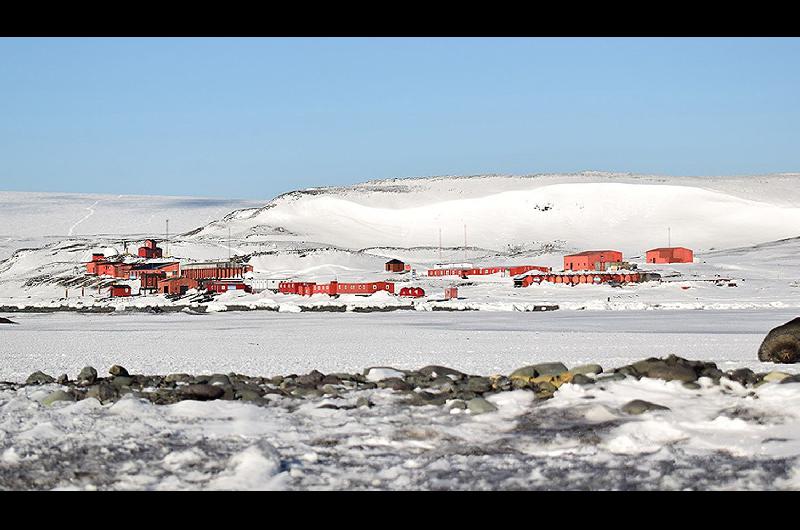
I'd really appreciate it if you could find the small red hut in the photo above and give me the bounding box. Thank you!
[399,287,425,298]
[645,247,693,264]
[444,287,458,300]
[109,285,131,297]
[157,277,199,295]
[563,250,623,272]
[385,259,405,272]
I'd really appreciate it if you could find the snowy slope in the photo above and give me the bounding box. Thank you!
[0,191,264,260]
[191,172,800,254]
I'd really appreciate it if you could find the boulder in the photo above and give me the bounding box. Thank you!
[77,366,98,385]
[41,390,76,406]
[622,399,670,415]
[570,364,603,376]
[758,317,800,363]
[26,371,55,385]
[86,383,118,403]
[467,397,498,415]
[177,384,225,401]
[510,362,569,381]
[109,365,130,377]
[418,365,465,379]
[762,371,791,383]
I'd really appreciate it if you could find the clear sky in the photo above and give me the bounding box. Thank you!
[1,37,798,199]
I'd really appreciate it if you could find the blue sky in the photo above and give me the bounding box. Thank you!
[0,37,798,199]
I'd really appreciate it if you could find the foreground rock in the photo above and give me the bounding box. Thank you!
[622,400,670,415]
[758,317,800,363]
[14,355,798,410]
[0,317,18,324]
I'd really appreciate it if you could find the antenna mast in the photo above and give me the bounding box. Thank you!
[438,228,442,263]
[228,227,232,261]
[668,227,671,248]
[463,224,467,263]
[166,219,169,258]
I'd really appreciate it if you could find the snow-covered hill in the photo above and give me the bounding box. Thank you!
[191,172,800,254]
[0,191,264,260]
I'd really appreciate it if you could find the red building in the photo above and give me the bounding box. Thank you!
[645,247,693,264]
[444,287,458,300]
[129,262,180,279]
[182,262,254,281]
[157,277,199,295]
[278,280,395,296]
[206,280,252,294]
[109,285,131,297]
[427,265,550,277]
[563,250,623,272]
[138,239,163,259]
[398,287,425,298]
[385,259,405,272]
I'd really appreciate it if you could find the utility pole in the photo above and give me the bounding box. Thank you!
[463,224,467,264]
[668,227,671,248]
[228,227,231,261]
[166,219,170,258]
[438,228,442,263]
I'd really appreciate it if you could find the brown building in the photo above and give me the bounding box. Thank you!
[385,259,405,272]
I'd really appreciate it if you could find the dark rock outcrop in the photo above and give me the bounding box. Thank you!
[758,318,800,363]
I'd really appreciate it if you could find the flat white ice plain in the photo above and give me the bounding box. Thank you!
[3,309,800,490]
[1,309,797,380]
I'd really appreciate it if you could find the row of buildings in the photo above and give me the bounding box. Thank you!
[86,240,254,297]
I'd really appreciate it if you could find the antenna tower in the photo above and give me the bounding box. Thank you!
[166,219,170,257]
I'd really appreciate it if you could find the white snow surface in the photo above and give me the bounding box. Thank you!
[192,172,800,254]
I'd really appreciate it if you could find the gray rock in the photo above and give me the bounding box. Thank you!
[377,378,411,391]
[448,399,467,410]
[726,368,758,386]
[622,399,670,415]
[207,374,231,386]
[596,372,627,383]
[292,387,324,399]
[571,373,595,385]
[758,317,800,363]
[682,381,702,390]
[418,365,465,379]
[86,383,118,403]
[177,384,225,401]
[467,397,498,414]
[41,390,76,406]
[464,376,493,394]
[56,374,69,385]
[780,374,800,384]
[77,366,98,385]
[570,364,603,376]
[26,371,55,385]
[111,376,134,388]
[109,365,129,377]
[165,373,193,383]
[510,362,569,379]
[355,397,373,408]
[631,359,698,382]
[237,389,264,401]
[296,370,324,386]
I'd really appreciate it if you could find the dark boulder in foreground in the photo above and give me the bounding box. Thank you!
[0,317,17,324]
[758,317,800,363]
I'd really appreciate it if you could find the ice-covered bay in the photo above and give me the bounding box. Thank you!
[4,309,800,491]
[1,309,797,382]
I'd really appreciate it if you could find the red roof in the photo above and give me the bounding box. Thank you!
[565,250,621,256]
[647,247,691,252]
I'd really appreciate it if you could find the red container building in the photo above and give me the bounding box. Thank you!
[157,277,199,295]
[206,280,252,294]
[109,285,131,297]
[398,287,425,298]
[444,287,458,300]
[181,262,254,281]
[138,239,163,259]
[645,247,693,264]
[563,250,623,272]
